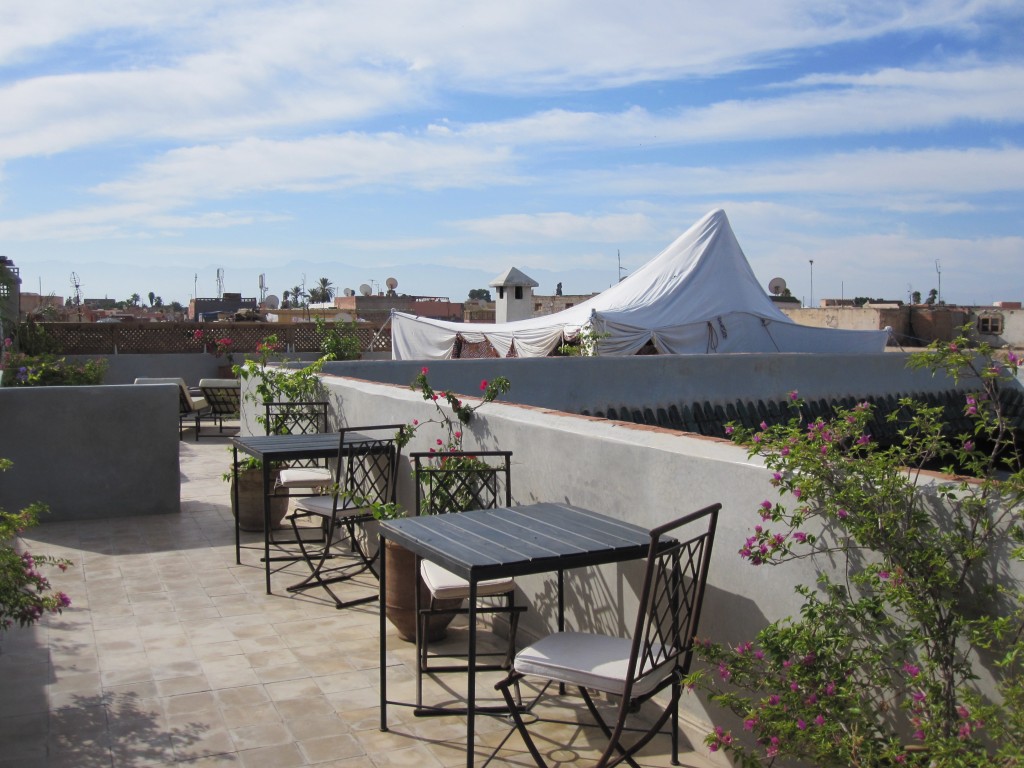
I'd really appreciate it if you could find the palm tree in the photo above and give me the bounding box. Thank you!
[308,277,334,304]
[148,291,156,307]
[289,285,306,308]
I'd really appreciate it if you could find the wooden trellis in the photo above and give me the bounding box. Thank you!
[25,322,392,356]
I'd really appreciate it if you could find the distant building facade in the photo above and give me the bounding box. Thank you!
[189,292,259,321]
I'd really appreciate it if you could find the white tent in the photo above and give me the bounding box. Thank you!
[391,209,889,359]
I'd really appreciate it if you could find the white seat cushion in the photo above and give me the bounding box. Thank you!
[190,395,209,410]
[293,494,368,516]
[514,632,670,698]
[420,560,515,600]
[277,467,332,488]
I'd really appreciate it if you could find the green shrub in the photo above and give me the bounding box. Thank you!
[690,332,1023,767]
[2,353,107,386]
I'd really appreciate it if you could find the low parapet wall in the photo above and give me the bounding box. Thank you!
[320,351,967,413]
[0,384,180,521]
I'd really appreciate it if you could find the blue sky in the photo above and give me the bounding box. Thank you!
[1,1,1022,308]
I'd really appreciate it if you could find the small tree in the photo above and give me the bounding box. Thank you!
[468,288,492,302]
[691,330,1023,766]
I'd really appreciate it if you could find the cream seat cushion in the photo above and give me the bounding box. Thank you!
[276,467,332,488]
[514,632,670,698]
[420,560,515,601]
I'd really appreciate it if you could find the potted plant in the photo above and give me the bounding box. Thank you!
[378,368,511,642]
[193,329,236,378]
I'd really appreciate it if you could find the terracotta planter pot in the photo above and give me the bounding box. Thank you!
[231,467,289,531]
[384,539,461,643]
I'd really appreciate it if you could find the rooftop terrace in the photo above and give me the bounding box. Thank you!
[0,436,719,768]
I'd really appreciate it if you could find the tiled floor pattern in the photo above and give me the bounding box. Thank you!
[1,436,719,767]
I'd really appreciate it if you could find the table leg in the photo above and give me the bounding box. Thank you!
[466,578,478,768]
[233,445,241,564]
[379,531,389,732]
[263,460,272,594]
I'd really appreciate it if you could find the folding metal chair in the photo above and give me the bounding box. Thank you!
[410,450,520,714]
[265,401,332,495]
[494,503,720,768]
[287,424,404,609]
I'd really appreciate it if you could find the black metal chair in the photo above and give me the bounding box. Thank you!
[197,378,241,438]
[410,450,518,713]
[287,424,405,609]
[494,503,720,768]
[264,401,332,494]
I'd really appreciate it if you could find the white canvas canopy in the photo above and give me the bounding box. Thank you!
[391,209,889,359]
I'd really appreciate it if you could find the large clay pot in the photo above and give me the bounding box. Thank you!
[231,467,289,531]
[384,539,461,643]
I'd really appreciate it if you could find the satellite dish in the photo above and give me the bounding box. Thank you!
[358,284,372,296]
[265,294,280,309]
[385,277,398,290]
[343,287,355,297]
[768,277,787,295]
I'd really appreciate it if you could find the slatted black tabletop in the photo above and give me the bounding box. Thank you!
[379,502,654,582]
[231,432,342,462]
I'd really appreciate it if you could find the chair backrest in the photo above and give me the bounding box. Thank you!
[134,377,198,414]
[331,424,407,511]
[263,400,329,436]
[411,451,512,516]
[198,378,241,416]
[621,503,720,705]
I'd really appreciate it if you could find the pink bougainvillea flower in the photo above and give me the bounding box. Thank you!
[837,508,849,519]
[421,367,429,375]
[480,379,488,390]
[963,440,975,452]
[788,390,798,401]
[903,662,921,677]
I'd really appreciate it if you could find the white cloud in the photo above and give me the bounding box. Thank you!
[92,133,517,204]
[453,212,655,242]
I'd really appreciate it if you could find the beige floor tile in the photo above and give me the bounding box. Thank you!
[0,439,721,768]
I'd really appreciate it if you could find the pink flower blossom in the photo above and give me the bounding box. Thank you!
[837,508,848,519]
[814,714,825,726]
[788,390,798,401]
[760,421,768,430]
[963,440,975,452]
[903,662,921,677]
[725,425,735,435]
[421,367,429,375]
[480,379,488,390]
[857,434,871,446]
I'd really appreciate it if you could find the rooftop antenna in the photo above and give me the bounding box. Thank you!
[768,277,787,296]
[935,259,942,304]
[70,272,82,321]
[617,250,627,282]
[258,273,267,302]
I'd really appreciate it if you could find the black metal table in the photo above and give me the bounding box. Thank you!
[377,502,657,768]
[231,432,362,594]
